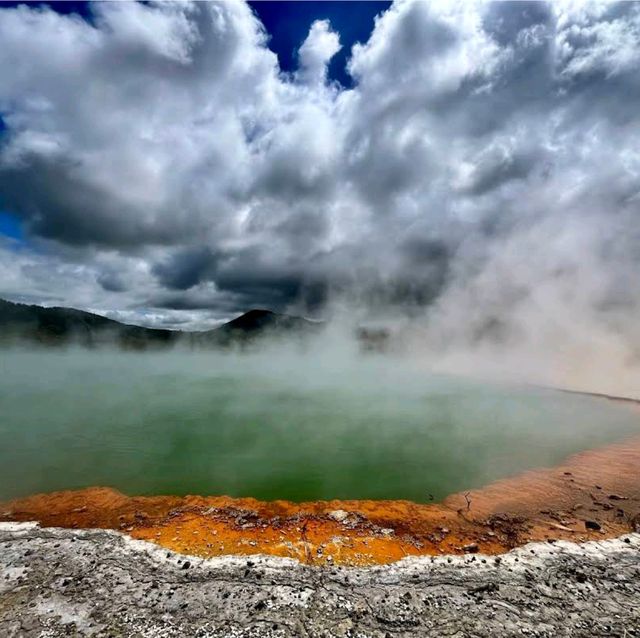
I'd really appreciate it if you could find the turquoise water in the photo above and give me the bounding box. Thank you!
[0,349,638,502]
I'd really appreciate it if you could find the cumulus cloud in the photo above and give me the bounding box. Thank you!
[297,19,341,84]
[1,0,640,390]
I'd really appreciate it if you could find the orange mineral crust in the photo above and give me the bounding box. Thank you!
[2,433,640,566]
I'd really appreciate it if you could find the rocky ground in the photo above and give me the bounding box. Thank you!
[1,523,639,637]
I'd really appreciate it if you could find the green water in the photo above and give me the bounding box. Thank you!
[0,349,638,502]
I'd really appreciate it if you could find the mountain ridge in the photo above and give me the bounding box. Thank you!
[0,298,318,348]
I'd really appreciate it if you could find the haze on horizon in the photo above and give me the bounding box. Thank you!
[1,1,640,394]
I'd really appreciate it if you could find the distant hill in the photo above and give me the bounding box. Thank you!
[197,308,321,347]
[0,299,320,348]
[0,298,177,348]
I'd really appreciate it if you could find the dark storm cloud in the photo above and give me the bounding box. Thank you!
[0,156,184,248]
[401,237,450,268]
[212,249,325,311]
[151,241,331,314]
[97,271,128,293]
[152,247,220,291]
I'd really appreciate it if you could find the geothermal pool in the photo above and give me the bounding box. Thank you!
[1,349,638,503]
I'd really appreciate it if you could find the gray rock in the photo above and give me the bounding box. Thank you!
[327,509,349,523]
[1,523,639,637]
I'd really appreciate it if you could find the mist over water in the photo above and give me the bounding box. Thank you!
[1,343,638,503]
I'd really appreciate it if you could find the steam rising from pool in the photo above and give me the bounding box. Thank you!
[1,342,638,503]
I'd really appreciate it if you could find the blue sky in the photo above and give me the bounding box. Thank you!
[249,1,390,86]
[0,103,20,244]
[0,113,22,243]
[0,211,22,242]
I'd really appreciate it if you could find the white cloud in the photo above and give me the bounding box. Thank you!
[556,1,640,78]
[297,19,341,84]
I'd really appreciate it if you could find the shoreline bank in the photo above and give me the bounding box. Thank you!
[2,428,639,565]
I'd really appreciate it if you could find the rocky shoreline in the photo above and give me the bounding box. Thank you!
[1,523,639,637]
[3,431,640,566]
